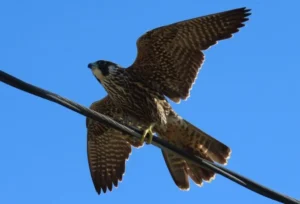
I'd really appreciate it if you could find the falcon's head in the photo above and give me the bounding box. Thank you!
[88,60,119,84]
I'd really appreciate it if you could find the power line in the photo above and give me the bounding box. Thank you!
[0,70,298,204]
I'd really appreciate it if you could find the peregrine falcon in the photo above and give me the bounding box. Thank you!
[86,7,251,194]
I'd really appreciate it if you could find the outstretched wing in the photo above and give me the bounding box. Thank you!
[127,7,251,103]
[86,96,141,194]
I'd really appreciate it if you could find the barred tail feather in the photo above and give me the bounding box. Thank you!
[160,116,231,189]
[162,150,189,190]
[183,119,231,165]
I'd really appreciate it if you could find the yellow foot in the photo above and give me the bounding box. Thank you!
[141,124,155,144]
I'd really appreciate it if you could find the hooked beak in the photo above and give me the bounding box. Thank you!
[88,63,96,69]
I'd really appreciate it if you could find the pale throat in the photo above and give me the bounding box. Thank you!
[92,68,105,82]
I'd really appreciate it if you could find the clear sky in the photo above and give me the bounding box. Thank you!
[0,0,299,203]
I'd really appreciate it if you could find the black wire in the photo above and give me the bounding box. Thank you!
[0,70,298,204]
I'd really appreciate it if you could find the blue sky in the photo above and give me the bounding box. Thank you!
[0,0,299,203]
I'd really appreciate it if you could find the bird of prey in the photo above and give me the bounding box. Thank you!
[86,7,251,194]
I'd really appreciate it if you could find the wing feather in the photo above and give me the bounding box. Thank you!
[86,96,141,194]
[127,7,251,102]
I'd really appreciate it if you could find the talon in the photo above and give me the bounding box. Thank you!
[141,124,155,144]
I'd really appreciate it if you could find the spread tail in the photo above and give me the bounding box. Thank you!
[160,117,231,189]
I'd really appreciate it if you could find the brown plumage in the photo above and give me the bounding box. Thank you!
[86,97,142,194]
[158,115,231,189]
[86,7,251,194]
[129,7,251,103]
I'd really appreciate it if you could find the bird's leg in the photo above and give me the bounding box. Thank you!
[141,123,155,144]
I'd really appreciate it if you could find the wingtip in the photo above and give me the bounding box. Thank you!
[95,187,101,195]
[231,7,251,17]
[101,186,107,194]
[244,8,252,12]
[243,8,252,17]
